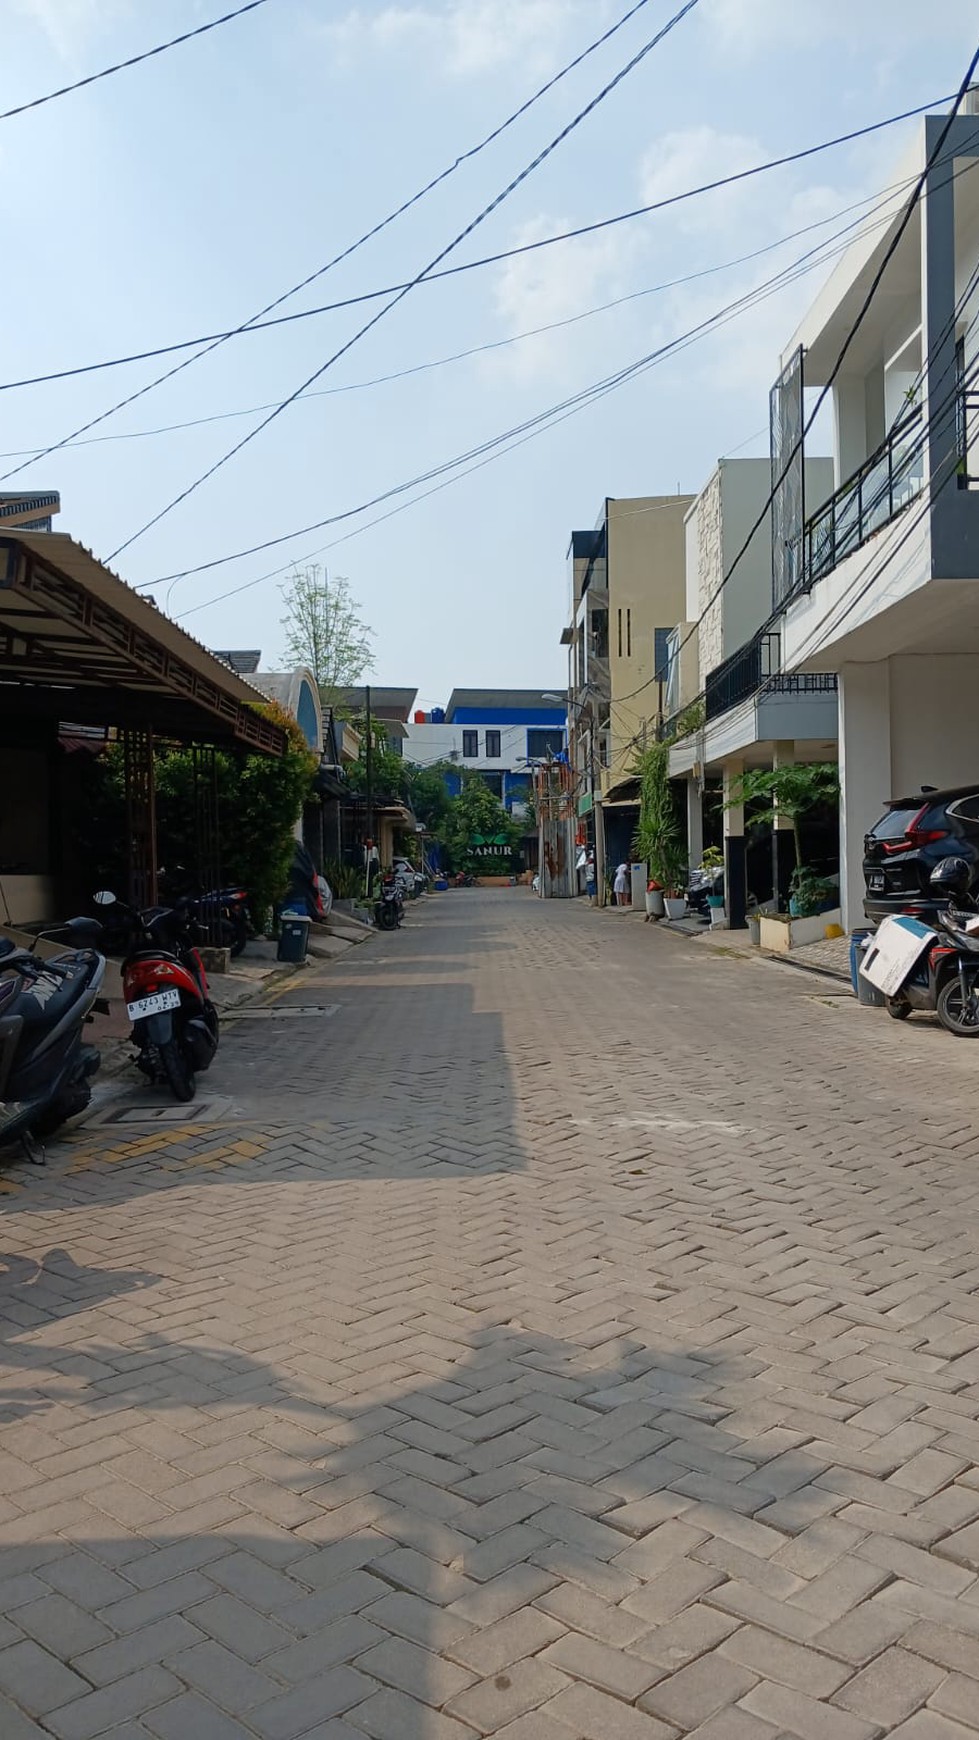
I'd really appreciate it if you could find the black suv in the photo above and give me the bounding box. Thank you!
[864,786,979,923]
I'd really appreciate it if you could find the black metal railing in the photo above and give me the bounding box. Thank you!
[705,630,780,721]
[958,389,979,488]
[793,407,925,593]
[760,672,838,699]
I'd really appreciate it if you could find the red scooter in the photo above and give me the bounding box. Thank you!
[94,891,219,1103]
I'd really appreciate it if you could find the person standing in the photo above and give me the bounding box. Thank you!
[585,849,597,905]
[613,861,630,907]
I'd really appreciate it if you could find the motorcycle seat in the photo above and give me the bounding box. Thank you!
[2,952,100,1029]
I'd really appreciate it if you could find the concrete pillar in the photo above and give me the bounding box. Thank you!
[838,662,891,931]
[595,800,607,907]
[833,377,867,487]
[772,739,796,907]
[686,777,703,871]
[722,758,747,929]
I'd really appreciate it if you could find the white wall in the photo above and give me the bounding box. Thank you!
[402,720,540,772]
[889,656,979,791]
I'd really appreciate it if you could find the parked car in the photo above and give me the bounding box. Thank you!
[864,786,979,924]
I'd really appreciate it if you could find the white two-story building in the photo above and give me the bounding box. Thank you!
[774,102,979,925]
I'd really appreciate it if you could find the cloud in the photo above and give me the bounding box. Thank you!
[11,0,130,59]
[323,0,596,78]
[639,125,764,240]
[484,213,640,383]
[701,0,973,56]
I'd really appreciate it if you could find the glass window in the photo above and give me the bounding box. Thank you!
[654,628,672,681]
[527,728,564,759]
[462,730,479,758]
[485,730,501,759]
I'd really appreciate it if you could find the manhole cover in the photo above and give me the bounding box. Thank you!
[228,1004,340,1019]
[93,1097,233,1126]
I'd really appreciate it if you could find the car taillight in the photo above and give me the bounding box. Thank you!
[880,804,948,853]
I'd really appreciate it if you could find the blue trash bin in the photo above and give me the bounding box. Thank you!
[850,929,885,1006]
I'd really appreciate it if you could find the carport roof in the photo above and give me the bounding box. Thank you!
[0,532,285,754]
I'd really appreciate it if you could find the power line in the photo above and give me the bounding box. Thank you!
[106,0,701,561]
[0,0,661,487]
[0,89,955,407]
[168,194,904,615]
[0,0,272,123]
[0,180,905,463]
[608,65,979,716]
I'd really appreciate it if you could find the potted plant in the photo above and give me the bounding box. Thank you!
[661,841,688,922]
[645,877,665,919]
[725,761,841,947]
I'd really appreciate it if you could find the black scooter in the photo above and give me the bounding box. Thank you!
[0,919,105,1162]
[374,874,404,931]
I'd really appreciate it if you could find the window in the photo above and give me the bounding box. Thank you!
[626,608,632,657]
[654,628,672,682]
[590,608,608,660]
[462,730,479,757]
[485,730,501,759]
[527,727,564,759]
[478,771,504,799]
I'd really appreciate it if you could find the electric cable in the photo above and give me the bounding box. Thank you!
[0,0,272,122]
[154,186,933,602]
[0,88,956,404]
[0,178,909,464]
[106,0,701,561]
[606,65,979,717]
[0,0,663,487]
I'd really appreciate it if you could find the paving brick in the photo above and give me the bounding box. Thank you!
[539,1630,663,1700]
[639,1653,758,1729]
[190,1592,293,1662]
[720,1624,852,1697]
[353,1634,475,1706]
[168,1638,279,1713]
[45,1668,183,1740]
[903,1618,979,1678]
[145,1692,256,1740]
[448,1605,564,1675]
[832,1646,947,1725]
[0,1639,90,1715]
[0,1693,51,1740]
[74,1615,202,1686]
[928,1674,979,1727]
[544,1679,679,1739]
[445,1657,571,1734]
[250,1667,377,1739]
[886,1716,979,1739]
[348,1686,475,1739]
[740,1679,880,1739]
[11,1593,112,1659]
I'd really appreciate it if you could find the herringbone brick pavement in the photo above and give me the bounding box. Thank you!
[1,892,979,1737]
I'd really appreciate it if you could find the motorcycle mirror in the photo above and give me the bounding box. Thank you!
[92,890,117,907]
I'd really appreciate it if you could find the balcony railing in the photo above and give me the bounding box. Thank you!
[958,389,979,488]
[794,407,925,594]
[705,631,780,721]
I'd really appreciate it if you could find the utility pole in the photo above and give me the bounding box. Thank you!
[365,683,374,897]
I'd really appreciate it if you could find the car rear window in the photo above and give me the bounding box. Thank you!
[869,804,945,840]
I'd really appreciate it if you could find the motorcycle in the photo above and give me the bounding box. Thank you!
[158,868,251,959]
[0,918,105,1161]
[454,871,476,888]
[880,857,978,1027]
[95,891,219,1102]
[374,873,404,931]
[686,865,723,920]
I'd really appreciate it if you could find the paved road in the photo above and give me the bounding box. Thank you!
[2,891,979,1740]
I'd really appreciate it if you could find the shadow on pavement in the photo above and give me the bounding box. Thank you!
[0,1321,780,1737]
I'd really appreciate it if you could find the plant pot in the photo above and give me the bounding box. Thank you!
[759,908,842,952]
[663,895,686,921]
[747,913,761,946]
[645,889,665,918]
[709,907,728,929]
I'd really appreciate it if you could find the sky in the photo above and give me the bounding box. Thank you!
[2,0,976,710]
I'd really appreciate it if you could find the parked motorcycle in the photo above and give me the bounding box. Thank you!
[374,873,404,931]
[454,871,476,888]
[686,865,723,920]
[880,857,977,1025]
[0,918,105,1161]
[95,891,219,1102]
[159,867,251,958]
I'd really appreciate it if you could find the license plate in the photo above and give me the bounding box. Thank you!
[868,872,885,892]
[126,988,181,1021]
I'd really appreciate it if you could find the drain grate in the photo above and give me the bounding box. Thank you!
[93,1097,233,1126]
[228,1004,340,1020]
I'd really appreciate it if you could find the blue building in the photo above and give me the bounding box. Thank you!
[403,688,567,815]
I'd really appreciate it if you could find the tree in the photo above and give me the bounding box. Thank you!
[724,761,839,873]
[440,773,522,875]
[279,565,373,705]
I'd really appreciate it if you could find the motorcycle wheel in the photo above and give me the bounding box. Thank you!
[885,999,913,1020]
[229,916,248,959]
[937,977,979,1037]
[31,1078,94,1140]
[159,1039,197,1101]
[377,905,398,931]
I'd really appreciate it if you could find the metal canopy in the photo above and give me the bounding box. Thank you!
[0,533,285,754]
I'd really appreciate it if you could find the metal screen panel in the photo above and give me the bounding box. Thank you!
[771,345,805,607]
